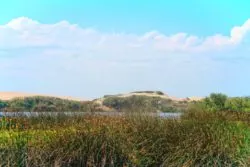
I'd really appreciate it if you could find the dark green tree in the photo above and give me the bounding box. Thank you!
[202,93,228,111]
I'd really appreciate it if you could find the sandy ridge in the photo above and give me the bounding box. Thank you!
[0,91,203,102]
[0,92,84,101]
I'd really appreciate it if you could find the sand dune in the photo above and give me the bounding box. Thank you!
[112,92,203,101]
[0,92,84,101]
[0,91,202,102]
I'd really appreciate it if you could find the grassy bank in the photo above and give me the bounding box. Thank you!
[1,110,250,166]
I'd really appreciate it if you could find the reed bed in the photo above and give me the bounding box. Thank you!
[1,111,250,166]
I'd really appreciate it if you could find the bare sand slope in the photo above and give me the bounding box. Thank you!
[112,92,203,101]
[0,92,85,101]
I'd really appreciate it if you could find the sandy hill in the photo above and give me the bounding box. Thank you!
[0,91,203,102]
[0,91,203,112]
[97,91,203,103]
[89,91,205,112]
[92,91,203,111]
[0,92,84,101]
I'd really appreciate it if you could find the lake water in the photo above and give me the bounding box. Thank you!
[0,112,182,118]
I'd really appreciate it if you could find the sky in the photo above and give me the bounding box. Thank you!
[1,0,250,99]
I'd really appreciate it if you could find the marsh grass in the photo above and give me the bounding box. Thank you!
[1,110,250,166]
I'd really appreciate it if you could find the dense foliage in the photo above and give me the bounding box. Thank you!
[0,94,189,113]
[198,93,250,112]
[1,111,250,166]
[2,93,250,166]
[102,95,187,112]
[0,97,93,112]
[0,100,8,111]
[3,92,250,113]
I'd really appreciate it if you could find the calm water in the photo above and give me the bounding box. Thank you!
[0,112,181,118]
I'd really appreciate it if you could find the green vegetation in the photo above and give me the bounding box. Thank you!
[2,92,250,166]
[102,95,187,112]
[3,92,250,165]
[196,93,250,112]
[0,96,93,112]
[3,92,250,114]
[0,100,8,111]
[0,93,190,113]
[1,110,250,166]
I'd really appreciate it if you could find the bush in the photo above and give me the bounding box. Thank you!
[225,97,250,112]
[0,100,8,111]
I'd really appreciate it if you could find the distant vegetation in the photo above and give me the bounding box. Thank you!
[193,93,250,112]
[2,92,250,114]
[0,96,92,112]
[0,93,189,113]
[2,92,250,165]
[102,95,187,112]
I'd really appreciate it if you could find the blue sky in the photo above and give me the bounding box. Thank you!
[2,0,250,35]
[1,0,250,99]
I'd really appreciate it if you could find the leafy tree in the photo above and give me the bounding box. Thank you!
[202,93,228,111]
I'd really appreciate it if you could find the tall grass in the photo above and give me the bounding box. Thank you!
[1,110,250,166]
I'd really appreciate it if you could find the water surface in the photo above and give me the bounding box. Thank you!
[0,112,182,118]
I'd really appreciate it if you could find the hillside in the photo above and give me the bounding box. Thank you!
[0,92,91,112]
[93,91,202,112]
[0,91,202,112]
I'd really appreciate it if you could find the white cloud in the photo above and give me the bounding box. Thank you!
[1,17,250,98]
[1,17,250,53]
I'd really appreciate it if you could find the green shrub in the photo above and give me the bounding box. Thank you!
[0,100,8,111]
[225,97,250,112]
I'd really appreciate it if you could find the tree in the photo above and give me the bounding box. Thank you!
[209,93,227,110]
[202,93,228,111]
